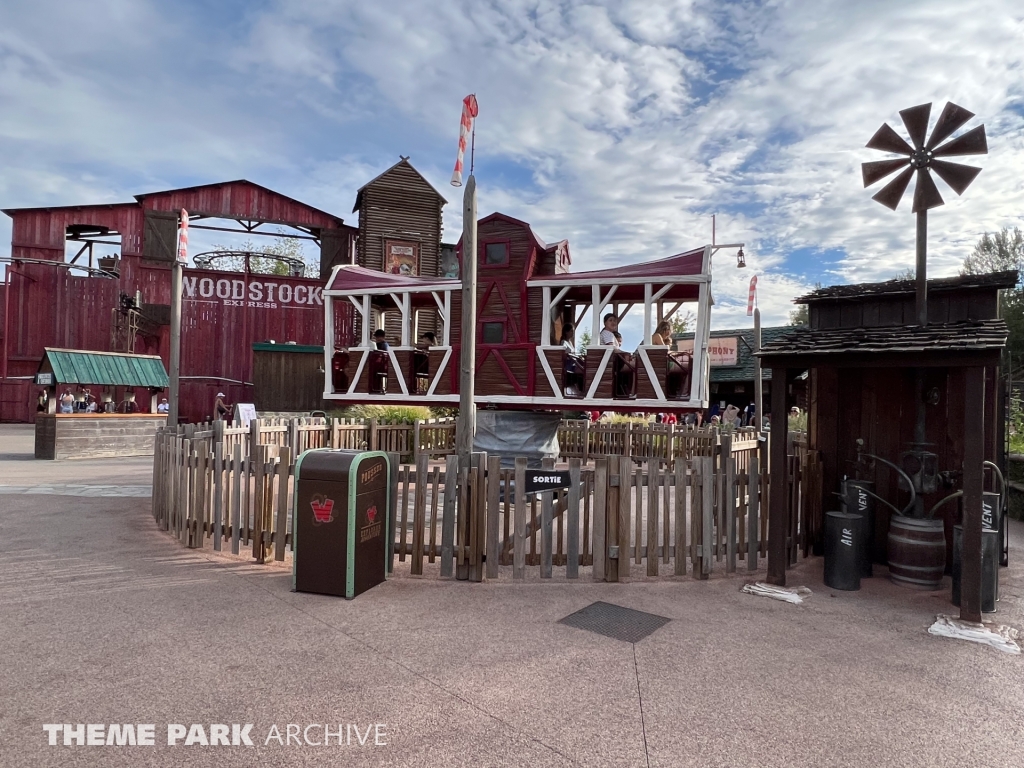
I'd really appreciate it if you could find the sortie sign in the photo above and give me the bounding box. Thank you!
[524,470,572,495]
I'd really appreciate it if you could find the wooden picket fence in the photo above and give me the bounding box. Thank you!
[151,423,821,580]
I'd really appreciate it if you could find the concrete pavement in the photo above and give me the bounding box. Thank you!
[1,425,1022,767]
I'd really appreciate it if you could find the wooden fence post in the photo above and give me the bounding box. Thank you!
[674,457,686,575]
[253,444,266,563]
[513,456,527,580]
[231,443,242,555]
[387,452,400,574]
[274,446,291,562]
[593,457,608,582]
[567,459,581,579]
[540,457,554,579]
[440,454,458,578]
[213,440,224,552]
[726,440,737,573]
[486,455,501,580]
[411,452,428,576]
[748,448,760,571]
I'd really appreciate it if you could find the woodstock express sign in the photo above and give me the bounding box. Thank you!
[182,275,324,310]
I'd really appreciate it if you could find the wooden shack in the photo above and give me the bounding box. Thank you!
[758,270,1015,622]
[251,341,326,413]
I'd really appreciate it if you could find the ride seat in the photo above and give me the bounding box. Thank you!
[368,350,389,395]
[665,351,692,400]
[562,351,586,398]
[331,350,350,393]
[612,351,636,399]
[410,350,430,395]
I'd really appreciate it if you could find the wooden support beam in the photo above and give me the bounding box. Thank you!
[961,366,985,623]
[767,366,789,586]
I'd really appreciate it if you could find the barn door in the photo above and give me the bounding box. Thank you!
[319,228,349,280]
[141,210,178,263]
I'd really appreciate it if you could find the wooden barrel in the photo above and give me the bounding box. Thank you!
[886,515,946,590]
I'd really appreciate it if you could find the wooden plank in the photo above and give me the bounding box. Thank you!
[252,445,266,562]
[673,457,686,575]
[386,452,400,573]
[513,457,527,580]
[179,439,190,547]
[701,456,714,578]
[429,465,441,565]
[662,463,671,565]
[647,461,659,576]
[398,465,411,562]
[274,446,291,561]
[617,456,631,581]
[486,455,501,579]
[212,441,224,550]
[440,454,458,578]
[541,457,554,579]
[726,454,737,573]
[567,459,581,579]
[748,453,759,571]
[411,453,427,575]
[634,464,643,565]
[456,465,469,580]
[501,468,512,565]
[471,452,487,583]
[593,458,607,581]
[231,443,242,555]
[582,469,591,566]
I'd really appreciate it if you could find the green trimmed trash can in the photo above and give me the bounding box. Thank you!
[293,449,391,599]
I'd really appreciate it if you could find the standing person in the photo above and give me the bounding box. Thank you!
[650,320,672,346]
[599,313,620,347]
[373,330,390,351]
[36,390,48,413]
[157,398,169,414]
[59,389,75,414]
[214,392,231,421]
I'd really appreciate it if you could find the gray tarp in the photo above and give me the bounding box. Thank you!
[473,411,561,468]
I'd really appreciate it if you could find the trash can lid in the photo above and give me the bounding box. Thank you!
[296,449,362,481]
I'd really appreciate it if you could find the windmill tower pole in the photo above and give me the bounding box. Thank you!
[916,210,928,326]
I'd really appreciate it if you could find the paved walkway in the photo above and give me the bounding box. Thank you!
[0,424,1022,767]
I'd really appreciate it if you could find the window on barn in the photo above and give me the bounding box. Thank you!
[483,242,508,266]
[481,321,505,344]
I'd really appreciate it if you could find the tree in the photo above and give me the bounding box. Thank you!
[962,227,1024,275]
[788,304,808,326]
[209,227,313,276]
[670,310,695,336]
[961,226,1024,372]
[578,329,591,355]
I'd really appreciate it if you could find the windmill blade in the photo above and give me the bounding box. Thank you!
[932,124,988,157]
[899,103,932,149]
[912,168,944,213]
[866,123,913,155]
[930,159,982,195]
[871,166,914,210]
[862,158,909,187]
[926,102,975,149]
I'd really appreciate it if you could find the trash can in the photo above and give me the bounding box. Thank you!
[824,511,862,591]
[842,478,875,577]
[951,524,999,613]
[293,449,390,599]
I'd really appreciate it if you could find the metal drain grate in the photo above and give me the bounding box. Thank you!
[558,601,670,643]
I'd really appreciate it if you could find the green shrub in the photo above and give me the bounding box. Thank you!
[348,404,431,424]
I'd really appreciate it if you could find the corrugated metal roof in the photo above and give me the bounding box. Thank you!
[41,348,169,388]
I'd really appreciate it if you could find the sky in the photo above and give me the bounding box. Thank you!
[1,0,1023,345]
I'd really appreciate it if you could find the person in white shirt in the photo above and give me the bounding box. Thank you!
[599,313,620,347]
[561,322,577,354]
[157,398,169,414]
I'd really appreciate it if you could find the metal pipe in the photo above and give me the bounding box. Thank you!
[861,451,917,517]
[927,490,962,520]
[916,209,927,326]
[984,460,1005,514]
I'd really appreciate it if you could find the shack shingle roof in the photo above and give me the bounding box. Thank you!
[795,271,1018,303]
[757,319,1007,359]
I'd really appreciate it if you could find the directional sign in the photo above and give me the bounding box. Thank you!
[524,470,572,495]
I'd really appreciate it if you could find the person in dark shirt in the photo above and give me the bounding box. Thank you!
[373,330,390,351]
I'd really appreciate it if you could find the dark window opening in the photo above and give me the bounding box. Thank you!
[483,242,508,266]
[482,322,505,344]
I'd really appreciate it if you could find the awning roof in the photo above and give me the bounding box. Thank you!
[39,348,169,388]
[526,247,708,302]
[325,264,460,295]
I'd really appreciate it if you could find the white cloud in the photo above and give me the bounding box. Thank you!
[2,0,1024,331]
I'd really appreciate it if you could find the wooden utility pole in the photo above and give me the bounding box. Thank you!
[167,211,186,426]
[456,174,477,466]
[753,307,763,430]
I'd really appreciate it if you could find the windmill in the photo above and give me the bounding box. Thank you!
[861,101,987,325]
